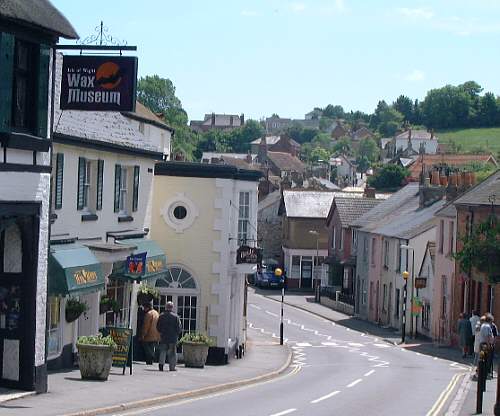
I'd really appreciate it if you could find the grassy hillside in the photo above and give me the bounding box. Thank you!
[437,127,500,155]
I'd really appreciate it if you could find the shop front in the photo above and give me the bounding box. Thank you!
[47,242,105,369]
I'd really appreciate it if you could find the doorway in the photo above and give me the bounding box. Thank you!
[300,256,313,289]
[0,205,39,390]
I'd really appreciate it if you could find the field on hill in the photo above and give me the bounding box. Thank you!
[437,128,500,155]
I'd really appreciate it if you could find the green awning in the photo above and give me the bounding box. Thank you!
[48,244,105,295]
[110,238,167,282]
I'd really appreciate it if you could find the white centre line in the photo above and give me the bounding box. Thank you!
[270,409,297,416]
[364,370,375,377]
[346,378,363,388]
[311,390,341,404]
[265,310,279,317]
[249,304,261,310]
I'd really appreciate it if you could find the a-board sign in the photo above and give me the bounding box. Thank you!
[102,327,133,375]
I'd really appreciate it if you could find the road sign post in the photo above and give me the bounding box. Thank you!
[275,268,284,346]
[401,271,409,344]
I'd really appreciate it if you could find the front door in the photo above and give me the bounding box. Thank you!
[300,257,312,289]
[0,208,39,390]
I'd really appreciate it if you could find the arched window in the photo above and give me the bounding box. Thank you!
[156,266,197,290]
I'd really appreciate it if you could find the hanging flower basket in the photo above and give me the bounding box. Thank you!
[99,296,120,315]
[65,298,88,323]
[137,284,159,306]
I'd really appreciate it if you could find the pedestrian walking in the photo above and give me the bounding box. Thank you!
[458,312,473,358]
[473,318,482,366]
[488,313,498,377]
[139,302,160,365]
[156,301,182,372]
[470,310,480,356]
[478,314,494,379]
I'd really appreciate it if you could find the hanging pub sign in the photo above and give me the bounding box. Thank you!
[236,245,262,264]
[415,277,427,289]
[126,252,147,276]
[60,55,138,112]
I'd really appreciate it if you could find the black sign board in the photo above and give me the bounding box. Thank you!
[237,246,262,264]
[60,55,137,112]
[102,327,133,375]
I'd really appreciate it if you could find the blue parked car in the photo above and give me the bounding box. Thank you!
[255,270,284,289]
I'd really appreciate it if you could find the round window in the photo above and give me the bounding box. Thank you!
[173,205,187,220]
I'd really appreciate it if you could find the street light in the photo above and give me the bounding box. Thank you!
[275,267,284,345]
[309,230,320,288]
[400,244,416,339]
[401,271,409,344]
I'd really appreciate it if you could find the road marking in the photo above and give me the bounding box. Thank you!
[249,304,261,310]
[348,342,364,347]
[373,343,390,348]
[296,342,312,347]
[321,342,338,346]
[426,373,462,416]
[270,409,297,416]
[266,310,279,317]
[346,378,363,388]
[364,370,375,377]
[311,390,341,404]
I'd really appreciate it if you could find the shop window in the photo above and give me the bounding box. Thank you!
[47,296,62,358]
[105,278,130,327]
[238,192,250,244]
[3,223,22,273]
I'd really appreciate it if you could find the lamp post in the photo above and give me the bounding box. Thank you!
[401,271,409,344]
[401,244,416,338]
[309,230,320,287]
[275,267,284,345]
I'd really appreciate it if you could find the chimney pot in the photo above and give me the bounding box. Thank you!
[440,175,448,187]
[431,169,441,186]
[470,171,477,186]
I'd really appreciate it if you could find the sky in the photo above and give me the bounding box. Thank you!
[52,0,500,121]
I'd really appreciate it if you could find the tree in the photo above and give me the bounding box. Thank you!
[370,100,404,136]
[137,75,182,115]
[367,164,409,190]
[421,85,472,129]
[333,137,352,155]
[355,155,370,178]
[230,120,264,153]
[286,123,317,144]
[310,147,330,163]
[393,95,414,123]
[478,92,498,127]
[357,138,379,162]
[322,104,345,119]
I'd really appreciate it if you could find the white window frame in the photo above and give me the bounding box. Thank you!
[339,228,344,251]
[332,227,337,249]
[47,296,63,359]
[352,229,358,252]
[83,159,92,212]
[238,191,251,244]
[119,166,128,216]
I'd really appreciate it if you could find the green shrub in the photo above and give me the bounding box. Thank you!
[77,333,117,348]
[179,332,214,346]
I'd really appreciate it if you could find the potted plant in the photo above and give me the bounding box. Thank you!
[76,333,117,380]
[99,296,120,315]
[179,332,214,368]
[65,298,88,323]
[137,284,159,306]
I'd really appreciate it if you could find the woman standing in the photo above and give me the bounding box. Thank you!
[458,312,472,358]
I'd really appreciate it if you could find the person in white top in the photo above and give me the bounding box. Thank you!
[470,310,480,356]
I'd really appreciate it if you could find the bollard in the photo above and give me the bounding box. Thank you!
[477,352,486,414]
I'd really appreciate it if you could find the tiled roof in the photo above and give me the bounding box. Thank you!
[54,54,161,153]
[267,152,306,173]
[408,154,497,178]
[283,190,336,218]
[435,201,457,218]
[352,184,420,231]
[1,0,78,39]
[219,156,260,171]
[202,114,242,127]
[334,197,384,227]
[453,170,500,206]
[396,130,436,140]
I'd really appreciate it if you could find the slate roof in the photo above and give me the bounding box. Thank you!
[53,54,161,154]
[122,101,173,132]
[283,190,336,218]
[408,154,497,178]
[435,201,457,218]
[453,170,500,207]
[334,197,384,227]
[352,183,420,231]
[419,241,436,277]
[251,135,301,147]
[267,152,306,173]
[202,152,257,162]
[373,198,445,239]
[0,0,78,39]
[219,156,260,171]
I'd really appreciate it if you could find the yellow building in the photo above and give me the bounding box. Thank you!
[151,162,261,363]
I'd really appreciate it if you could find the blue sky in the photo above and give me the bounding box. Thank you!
[52,0,500,121]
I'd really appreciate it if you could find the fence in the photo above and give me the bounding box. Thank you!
[319,286,355,315]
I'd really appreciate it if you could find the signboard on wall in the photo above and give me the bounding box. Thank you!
[60,55,137,111]
[237,246,262,264]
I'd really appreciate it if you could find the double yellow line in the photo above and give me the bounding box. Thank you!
[426,372,464,416]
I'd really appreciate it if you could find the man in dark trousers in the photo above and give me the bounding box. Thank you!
[156,301,182,371]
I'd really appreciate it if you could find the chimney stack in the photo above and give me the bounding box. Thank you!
[240,114,245,125]
[211,112,216,126]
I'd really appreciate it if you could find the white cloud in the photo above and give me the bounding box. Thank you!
[397,7,434,19]
[290,2,306,13]
[405,69,425,82]
[241,10,258,17]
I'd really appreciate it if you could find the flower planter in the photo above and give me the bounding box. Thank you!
[77,344,114,380]
[182,341,209,368]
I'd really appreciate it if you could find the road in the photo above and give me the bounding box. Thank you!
[112,288,468,416]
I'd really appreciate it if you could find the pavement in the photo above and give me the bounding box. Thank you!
[259,287,500,416]
[0,329,291,416]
